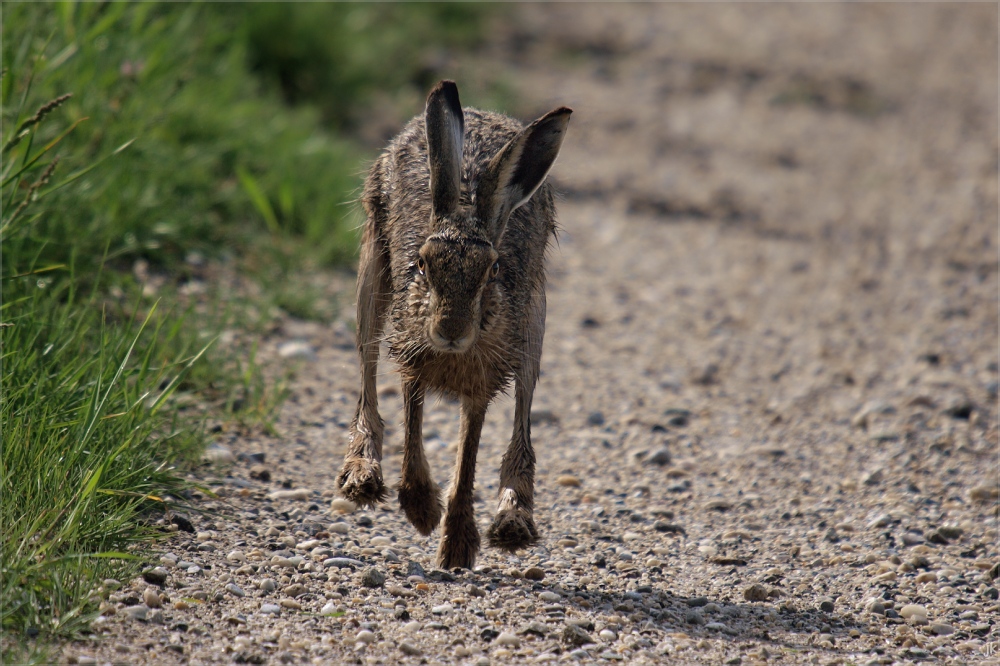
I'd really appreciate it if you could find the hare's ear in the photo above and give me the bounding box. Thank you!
[477,106,572,242]
[426,81,465,218]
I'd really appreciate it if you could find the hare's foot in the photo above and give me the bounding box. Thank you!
[436,511,481,570]
[337,457,386,507]
[398,480,443,536]
[486,507,539,552]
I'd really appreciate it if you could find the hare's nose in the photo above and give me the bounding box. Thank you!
[430,328,473,353]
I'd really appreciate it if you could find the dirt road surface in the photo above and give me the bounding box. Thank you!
[69,5,997,665]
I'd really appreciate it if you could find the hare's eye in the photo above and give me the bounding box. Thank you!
[416,257,426,275]
[491,261,500,278]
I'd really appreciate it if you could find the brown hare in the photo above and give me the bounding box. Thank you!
[337,81,571,569]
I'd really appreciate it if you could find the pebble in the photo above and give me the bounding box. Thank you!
[524,566,545,581]
[330,498,357,514]
[249,464,271,481]
[328,522,350,534]
[267,488,311,501]
[361,567,386,588]
[494,632,520,648]
[226,550,246,563]
[868,514,892,529]
[324,557,365,569]
[261,604,280,615]
[863,468,884,485]
[743,584,769,602]
[818,598,835,612]
[599,629,616,641]
[320,602,339,615]
[282,584,306,597]
[539,591,561,602]
[931,623,954,635]
[142,588,161,608]
[203,444,236,464]
[141,567,168,585]
[901,533,925,546]
[431,603,453,615]
[279,599,301,610]
[355,630,376,645]
[399,642,421,656]
[225,583,245,598]
[403,621,422,633]
[969,486,999,503]
[644,448,671,466]
[562,624,594,646]
[277,341,316,359]
[704,500,732,511]
[258,579,276,592]
[899,604,928,620]
[125,606,147,621]
[557,475,582,487]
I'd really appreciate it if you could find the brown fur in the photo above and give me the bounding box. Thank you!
[338,81,571,568]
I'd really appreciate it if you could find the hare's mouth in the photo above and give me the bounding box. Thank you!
[429,329,475,354]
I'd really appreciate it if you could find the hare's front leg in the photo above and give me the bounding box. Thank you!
[487,291,544,551]
[485,376,539,551]
[436,397,487,569]
[397,379,443,534]
[338,210,391,506]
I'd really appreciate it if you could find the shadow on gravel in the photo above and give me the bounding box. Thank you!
[350,565,892,663]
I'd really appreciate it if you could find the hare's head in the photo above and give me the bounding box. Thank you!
[413,81,571,354]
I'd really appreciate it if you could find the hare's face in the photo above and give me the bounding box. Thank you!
[414,233,500,353]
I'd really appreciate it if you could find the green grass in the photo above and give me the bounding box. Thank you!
[1,2,499,657]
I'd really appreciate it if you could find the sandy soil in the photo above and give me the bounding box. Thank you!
[67,5,998,666]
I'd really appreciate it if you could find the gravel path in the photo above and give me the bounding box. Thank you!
[67,5,997,666]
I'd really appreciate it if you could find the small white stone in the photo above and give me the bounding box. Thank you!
[599,629,616,641]
[142,588,161,608]
[329,522,350,534]
[267,488,311,501]
[355,630,376,645]
[203,444,235,464]
[494,632,521,648]
[431,603,454,615]
[226,550,246,563]
[899,604,928,620]
[330,499,357,514]
[403,621,422,633]
[320,602,339,616]
[539,591,561,602]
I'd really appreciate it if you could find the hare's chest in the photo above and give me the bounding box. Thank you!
[393,339,516,400]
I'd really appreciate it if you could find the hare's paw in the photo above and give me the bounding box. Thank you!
[486,508,539,553]
[337,457,386,507]
[398,480,443,536]
[436,513,481,570]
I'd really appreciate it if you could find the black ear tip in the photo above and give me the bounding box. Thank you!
[429,80,462,110]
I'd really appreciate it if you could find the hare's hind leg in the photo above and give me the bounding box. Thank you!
[486,292,544,552]
[397,379,443,534]
[338,167,391,506]
[436,396,487,569]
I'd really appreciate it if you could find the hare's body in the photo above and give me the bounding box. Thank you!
[338,82,570,568]
[381,110,554,395]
